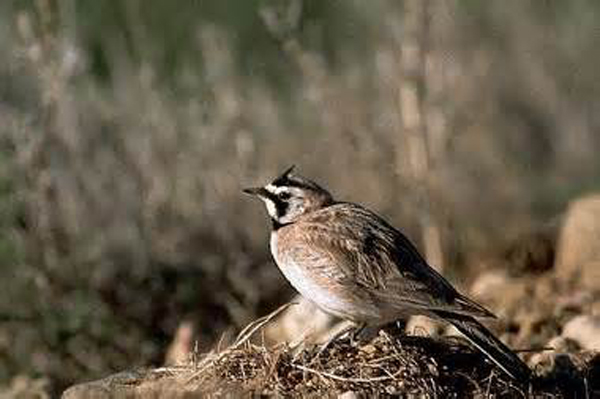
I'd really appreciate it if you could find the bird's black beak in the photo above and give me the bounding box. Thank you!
[243,187,269,198]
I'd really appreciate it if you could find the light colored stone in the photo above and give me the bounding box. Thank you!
[470,270,510,302]
[164,320,195,366]
[62,368,190,399]
[562,315,600,350]
[469,270,528,317]
[555,194,600,289]
[406,315,443,337]
[360,344,377,355]
[579,261,600,291]
[264,295,337,344]
[528,336,581,374]
[0,375,50,399]
[337,391,359,399]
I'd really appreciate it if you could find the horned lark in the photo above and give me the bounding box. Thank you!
[244,166,531,381]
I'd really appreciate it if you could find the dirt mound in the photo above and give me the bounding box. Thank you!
[188,334,530,397]
[64,328,599,398]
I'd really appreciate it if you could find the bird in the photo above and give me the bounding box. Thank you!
[243,166,531,381]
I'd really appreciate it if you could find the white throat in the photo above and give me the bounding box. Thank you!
[263,198,278,219]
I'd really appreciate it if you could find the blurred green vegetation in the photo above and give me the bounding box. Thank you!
[0,0,599,396]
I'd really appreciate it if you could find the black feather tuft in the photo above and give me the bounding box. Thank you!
[272,165,296,187]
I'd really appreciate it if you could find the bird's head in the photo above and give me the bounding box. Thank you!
[243,166,334,227]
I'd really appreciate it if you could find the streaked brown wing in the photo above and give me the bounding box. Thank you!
[286,203,494,318]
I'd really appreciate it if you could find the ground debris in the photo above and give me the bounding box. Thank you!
[63,329,599,398]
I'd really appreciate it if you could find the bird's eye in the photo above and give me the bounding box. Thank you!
[278,191,291,200]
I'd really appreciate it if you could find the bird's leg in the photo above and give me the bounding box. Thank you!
[381,319,406,336]
[319,324,354,352]
[348,321,404,347]
[351,323,384,344]
[349,322,368,345]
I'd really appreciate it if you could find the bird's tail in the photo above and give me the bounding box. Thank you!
[434,311,532,382]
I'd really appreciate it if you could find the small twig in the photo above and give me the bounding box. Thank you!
[367,355,396,365]
[370,363,400,381]
[514,346,553,353]
[232,302,296,350]
[185,302,296,386]
[264,346,283,385]
[292,363,401,383]
[380,330,404,362]
[485,369,495,397]
[455,371,482,393]
[215,329,230,353]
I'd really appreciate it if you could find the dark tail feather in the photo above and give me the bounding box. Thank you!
[436,311,532,381]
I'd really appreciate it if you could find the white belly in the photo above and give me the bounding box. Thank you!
[270,233,356,319]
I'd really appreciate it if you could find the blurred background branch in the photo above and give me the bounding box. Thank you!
[397,0,446,271]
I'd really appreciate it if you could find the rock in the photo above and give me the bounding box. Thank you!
[547,335,581,353]
[337,391,359,399]
[555,194,600,289]
[406,315,444,337]
[562,315,600,350]
[592,300,600,316]
[502,225,557,275]
[578,261,600,291]
[469,270,528,316]
[164,320,195,366]
[264,295,337,344]
[0,375,50,398]
[62,368,191,399]
[528,336,580,374]
[555,290,595,315]
[469,271,562,345]
[470,270,511,302]
[360,344,377,355]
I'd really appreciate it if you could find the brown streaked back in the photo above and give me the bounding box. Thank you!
[274,202,495,322]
